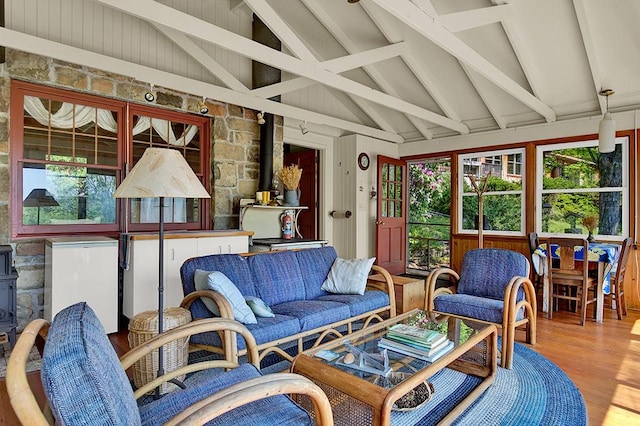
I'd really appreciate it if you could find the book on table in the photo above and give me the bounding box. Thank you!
[386,324,447,348]
[379,336,450,356]
[378,339,454,363]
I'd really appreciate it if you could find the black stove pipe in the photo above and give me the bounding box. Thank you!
[252,15,281,192]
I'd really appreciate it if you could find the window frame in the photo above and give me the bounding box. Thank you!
[535,136,629,241]
[10,81,211,239]
[457,147,526,236]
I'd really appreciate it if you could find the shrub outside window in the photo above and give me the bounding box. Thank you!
[536,138,628,240]
[458,148,525,235]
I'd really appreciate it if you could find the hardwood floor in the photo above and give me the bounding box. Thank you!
[1,307,639,425]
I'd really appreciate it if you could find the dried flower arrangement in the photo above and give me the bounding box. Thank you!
[581,215,598,232]
[278,164,303,190]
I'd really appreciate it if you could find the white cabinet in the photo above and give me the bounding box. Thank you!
[122,231,252,318]
[45,237,118,333]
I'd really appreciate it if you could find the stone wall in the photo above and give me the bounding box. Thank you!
[0,49,283,331]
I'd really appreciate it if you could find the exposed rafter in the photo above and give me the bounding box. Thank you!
[572,0,606,114]
[460,62,507,129]
[0,27,403,143]
[92,0,468,134]
[369,0,556,123]
[439,5,513,33]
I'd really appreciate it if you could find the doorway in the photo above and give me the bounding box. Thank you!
[284,144,319,239]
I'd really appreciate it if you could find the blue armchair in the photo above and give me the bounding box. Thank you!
[426,248,537,369]
[7,302,333,425]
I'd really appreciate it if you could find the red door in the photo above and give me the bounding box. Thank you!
[376,156,406,275]
[284,149,318,239]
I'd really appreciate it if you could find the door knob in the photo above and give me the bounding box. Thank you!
[375,220,385,225]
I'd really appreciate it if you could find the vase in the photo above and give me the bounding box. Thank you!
[284,189,300,207]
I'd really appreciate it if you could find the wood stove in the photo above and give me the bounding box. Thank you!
[0,245,18,348]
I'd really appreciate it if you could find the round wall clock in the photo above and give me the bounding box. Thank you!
[358,152,370,170]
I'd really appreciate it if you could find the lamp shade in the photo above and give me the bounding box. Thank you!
[113,148,209,199]
[23,189,59,207]
[598,112,616,153]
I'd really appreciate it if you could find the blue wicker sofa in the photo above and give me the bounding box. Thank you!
[180,246,396,367]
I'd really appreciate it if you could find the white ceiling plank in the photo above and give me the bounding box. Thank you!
[244,0,396,133]
[460,62,507,129]
[362,3,461,123]
[243,0,316,62]
[572,0,606,114]
[152,23,249,93]
[0,27,403,143]
[410,0,437,21]
[370,0,556,123]
[250,43,407,98]
[439,5,513,33]
[302,0,434,139]
[93,0,468,133]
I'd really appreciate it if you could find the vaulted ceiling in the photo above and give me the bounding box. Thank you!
[4,0,640,145]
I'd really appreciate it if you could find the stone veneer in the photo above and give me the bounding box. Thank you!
[0,50,284,330]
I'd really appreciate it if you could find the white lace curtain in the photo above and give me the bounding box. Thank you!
[24,96,199,147]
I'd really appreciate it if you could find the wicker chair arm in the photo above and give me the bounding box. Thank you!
[370,265,397,316]
[166,373,334,426]
[425,267,460,311]
[180,290,234,319]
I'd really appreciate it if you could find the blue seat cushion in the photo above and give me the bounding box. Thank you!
[434,293,524,324]
[316,290,389,316]
[295,247,338,299]
[249,251,306,306]
[139,364,312,426]
[272,300,351,332]
[190,314,301,351]
[181,254,259,320]
[457,249,529,301]
[41,302,141,425]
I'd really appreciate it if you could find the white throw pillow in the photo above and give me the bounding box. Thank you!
[194,270,257,324]
[321,257,376,295]
[245,296,275,318]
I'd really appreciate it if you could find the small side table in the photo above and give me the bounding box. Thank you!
[368,274,425,314]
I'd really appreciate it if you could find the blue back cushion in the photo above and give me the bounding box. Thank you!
[181,254,258,319]
[457,249,529,300]
[249,251,306,306]
[41,302,141,425]
[296,247,338,299]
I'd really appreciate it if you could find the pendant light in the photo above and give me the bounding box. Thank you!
[598,89,615,153]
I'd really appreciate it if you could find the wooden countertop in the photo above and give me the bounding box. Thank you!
[125,230,254,241]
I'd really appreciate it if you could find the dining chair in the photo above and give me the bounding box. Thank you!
[607,237,633,320]
[547,238,597,325]
[527,232,544,295]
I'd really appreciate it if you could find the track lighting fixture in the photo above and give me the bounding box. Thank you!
[257,111,266,125]
[198,97,209,115]
[144,84,156,103]
[598,89,615,153]
[299,121,309,135]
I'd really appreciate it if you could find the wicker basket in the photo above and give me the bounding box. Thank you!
[128,307,192,395]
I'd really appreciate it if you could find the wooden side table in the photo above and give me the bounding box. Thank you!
[368,274,425,314]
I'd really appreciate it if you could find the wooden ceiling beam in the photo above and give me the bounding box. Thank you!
[439,5,513,33]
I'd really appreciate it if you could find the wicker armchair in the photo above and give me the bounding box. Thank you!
[425,248,537,369]
[7,302,333,426]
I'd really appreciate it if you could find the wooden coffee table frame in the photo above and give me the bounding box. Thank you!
[290,310,497,426]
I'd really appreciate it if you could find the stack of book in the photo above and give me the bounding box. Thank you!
[378,324,454,363]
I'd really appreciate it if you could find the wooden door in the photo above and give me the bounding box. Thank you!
[376,156,407,275]
[284,149,318,239]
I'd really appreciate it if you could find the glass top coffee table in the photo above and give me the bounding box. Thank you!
[290,310,497,426]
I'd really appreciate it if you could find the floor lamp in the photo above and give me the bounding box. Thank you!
[23,188,59,224]
[113,148,209,393]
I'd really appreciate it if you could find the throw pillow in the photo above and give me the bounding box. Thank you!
[245,296,275,318]
[194,269,257,324]
[321,257,376,295]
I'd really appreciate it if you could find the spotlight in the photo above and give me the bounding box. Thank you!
[299,121,309,135]
[199,97,209,115]
[144,84,155,102]
[257,111,266,125]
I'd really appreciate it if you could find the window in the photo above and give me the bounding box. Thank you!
[11,82,210,238]
[536,137,628,240]
[458,148,525,234]
[507,153,522,175]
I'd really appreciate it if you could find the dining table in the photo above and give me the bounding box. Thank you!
[532,241,620,323]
